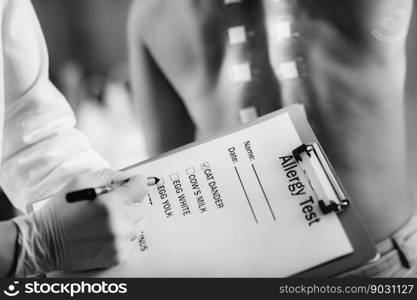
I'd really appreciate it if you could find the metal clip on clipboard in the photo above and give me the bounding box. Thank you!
[292,143,350,215]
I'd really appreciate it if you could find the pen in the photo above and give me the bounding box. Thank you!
[66,176,160,203]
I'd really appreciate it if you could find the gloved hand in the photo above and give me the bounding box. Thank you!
[11,169,149,277]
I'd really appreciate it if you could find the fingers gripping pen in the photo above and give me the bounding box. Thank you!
[66,177,160,203]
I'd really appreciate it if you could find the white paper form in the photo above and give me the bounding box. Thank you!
[69,112,353,277]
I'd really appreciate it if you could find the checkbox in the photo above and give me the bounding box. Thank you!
[157,178,165,186]
[201,162,210,170]
[170,173,179,182]
[186,167,196,175]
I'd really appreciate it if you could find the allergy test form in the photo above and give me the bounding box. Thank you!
[74,105,355,277]
[51,105,377,278]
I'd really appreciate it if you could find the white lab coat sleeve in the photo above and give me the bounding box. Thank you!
[0,0,109,212]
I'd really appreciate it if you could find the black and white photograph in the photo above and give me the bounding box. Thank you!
[0,0,417,298]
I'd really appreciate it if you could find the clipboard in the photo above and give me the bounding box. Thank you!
[37,104,376,278]
[283,106,377,277]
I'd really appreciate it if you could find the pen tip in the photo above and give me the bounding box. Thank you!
[147,176,160,186]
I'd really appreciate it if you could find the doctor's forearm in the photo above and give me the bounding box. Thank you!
[0,221,18,277]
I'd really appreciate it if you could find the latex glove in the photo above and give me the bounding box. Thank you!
[11,169,149,277]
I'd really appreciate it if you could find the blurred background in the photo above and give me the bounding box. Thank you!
[31,0,148,169]
[0,0,148,219]
[1,0,417,219]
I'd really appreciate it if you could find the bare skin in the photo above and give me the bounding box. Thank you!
[128,0,414,242]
